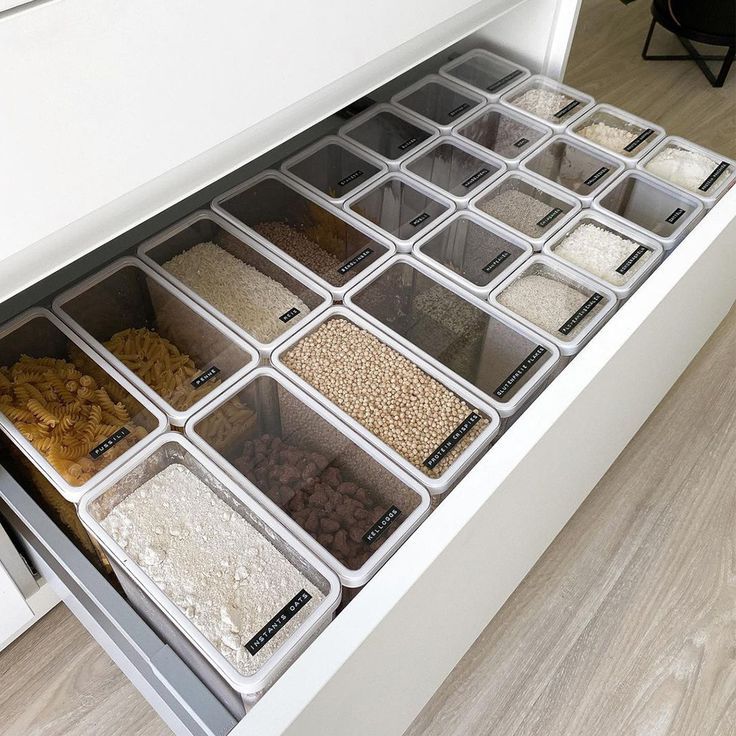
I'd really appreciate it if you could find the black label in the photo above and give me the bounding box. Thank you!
[424,412,481,469]
[245,590,312,656]
[514,137,530,148]
[554,99,580,119]
[537,207,563,228]
[559,293,604,335]
[494,345,548,398]
[448,102,470,118]
[482,250,511,274]
[337,169,364,188]
[398,136,418,151]
[191,366,220,389]
[615,245,649,275]
[699,161,729,192]
[487,68,523,93]
[362,505,402,545]
[583,166,610,187]
[279,307,301,323]
[337,248,374,275]
[623,128,654,153]
[89,427,130,460]
[666,207,686,224]
[410,212,430,227]
[461,168,490,189]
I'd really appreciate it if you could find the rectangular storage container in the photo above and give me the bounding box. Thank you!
[77,433,342,715]
[454,103,553,167]
[344,173,455,252]
[137,210,332,354]
[489,254,618,356]
[186,367,431,589]
[400,136,507,205]
[439,48,531,102]
[271,306,500,496]
[211,172,395,300]
[519,134,625,206]
[542,211,664,301]
[53,257,260,427]
[413,211,533,299]
[0,308,167,502]
[469,171,582,250]
[593,170,705,251]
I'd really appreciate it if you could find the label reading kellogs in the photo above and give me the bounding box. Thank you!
[362,505,402,545]
[615,245,649,275]
[623,128,654,153]
[245,589,312,656]
[398,136,419,151]
[191,366,220,389]
[410,212,430,227]
[337,248,374,275]
[514,137,530,148]
[494,345,548,398]
[537,207,563,228]
[337,169,364,188]
[279,307,301,323]
[583,166,610,187]
[559,293,604,335]
[482,250,511,274]
[554,100,580,119]
[666,207,686,224]
[462,168,491,189]
[487,68,523,93]
[699,161,729,192]
[90,427,131,460]
[448,102,471,118]
[424,412,482,469]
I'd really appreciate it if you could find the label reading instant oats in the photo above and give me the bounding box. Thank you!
[245,590,312,655]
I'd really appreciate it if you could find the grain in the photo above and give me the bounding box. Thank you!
[644,145,727,193]
[478,188,562,238]
[511,87,576,121]
[577,121,640,153]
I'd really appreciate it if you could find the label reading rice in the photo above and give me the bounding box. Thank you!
[191,366,221,389]
[362,505,402,544]
[482,250,512,274]
[448,102,471,118]
[615,245,649,275]
[245,589,312,655]
[666,207,686,224]
[487,69,523,93]
[699,161,729,192]
[424,412,481,469]
[90,427,131,460]
[537,207,563,228]
[583,167,610,187]
[514,137,530,148]
[279,307,301,323]
[337,170,364,188]
[337,248,374,275]
[410,212,430,227]
[554,100,580,119]
[494,345,548,398]
[559,293,604,335]
[462,168,491,188]
[623,128,654,152]
[398,137,419,151]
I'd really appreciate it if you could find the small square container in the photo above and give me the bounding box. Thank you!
[344,173,455,252]
[280,135,388,205]
[638,136,736,208]
[520,135,625,205]
[439,48,531,102]
[391,74,485,132]
[454,104,553,168]
[0,308,167,502]
[53,257,259,427]
[593,170,705,251]
[138,211,331,355]
[338,103,439,170]
[271,306,501,496]
[568,104,665,164]
[489,255,618,356]
[186,367,431,589]
[413,211,533,299]
[542,211,664,301]
[344,255,560,418]
[500,74,595,133]
[469,171,582,250]
[77,433,341,713]
[211,171,395,300]
[400,136,507,205]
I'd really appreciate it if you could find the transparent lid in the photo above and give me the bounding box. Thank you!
[503,76,593,126]
[54,260,257,423]
[440,49,529,98]
[190,372,427,580]
[404,139,504,199]
[571,105,662,158]
[0,311,161,490]
[393,75,483,128]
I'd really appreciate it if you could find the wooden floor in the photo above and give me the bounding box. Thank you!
[1,1,734,735]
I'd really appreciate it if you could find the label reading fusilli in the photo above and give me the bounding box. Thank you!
[90,427,131,459]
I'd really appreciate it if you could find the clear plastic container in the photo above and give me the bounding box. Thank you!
[344,173,455,252]
[400,136,506,205]
[280,135,388,205]
[0,308,167,502]
[210,172,395,300]
[519,135,625,206]
[77,433,341,713]
[271,306,501,495]
[593,170,705,251]
[500,74,595,134]
[138,210,331,354]
[439,48,531,101]
[469,171,582,250]
[568,104,665,164]
[489,255,618,356]
[638,135,736,208]
[413,211,533,299]
[542,211,664,301]
[454,104,553,167]
[53,257,259,427]
[338,103,439,169]
[391,74,485,132]
[186,367,431,588]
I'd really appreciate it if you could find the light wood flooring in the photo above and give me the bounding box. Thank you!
[1,1,734,734]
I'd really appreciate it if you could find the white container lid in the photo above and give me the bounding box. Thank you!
[439,48,531,102]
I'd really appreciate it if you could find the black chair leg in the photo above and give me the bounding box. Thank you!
[642,17,657,58]
[715,45,735,87]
